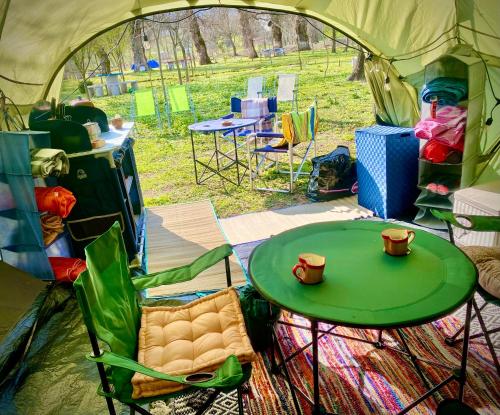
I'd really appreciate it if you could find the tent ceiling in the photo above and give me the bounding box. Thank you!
[1,0,499,107]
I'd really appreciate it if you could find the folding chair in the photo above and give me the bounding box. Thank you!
[247,101,318,193]
[74,222,256,415]
[275,74,298,112]
[247,76,264,99]
[431,209,500,376]
[165,84,196,128]
[131,88,162,129]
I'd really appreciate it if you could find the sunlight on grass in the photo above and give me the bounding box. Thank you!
[61,50,373,217]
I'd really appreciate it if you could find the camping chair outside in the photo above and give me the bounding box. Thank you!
[275,74,298,112]
[131,88,162,129]
[431,209,500,376]
[247,76,264,99]
[74,222,254,415]
[246,101,317,193]
[165,84,197,128]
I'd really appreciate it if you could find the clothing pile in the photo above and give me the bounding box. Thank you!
[421,77,468,106]
[30,148,69,178]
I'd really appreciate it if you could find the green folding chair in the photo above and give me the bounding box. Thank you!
[131,88,162,129]
[74,222,254,415]
[165,84,197,128]
[431,209,500,376]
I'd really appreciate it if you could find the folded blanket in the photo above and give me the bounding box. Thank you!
[41,214,64,246]
[241,98,269,119]
[30,148,69,178]
[35,186,76,218]
[49,257,87,283]
[415,106,467,146]
[421,77,468,106]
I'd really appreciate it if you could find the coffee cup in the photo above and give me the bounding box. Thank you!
[292,253,326,284]
[381,229,415,256]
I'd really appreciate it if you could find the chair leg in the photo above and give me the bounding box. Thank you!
[472,299,500,376]
[445,302,484,345]
[289,146,293,193]
[195,390,220,415]
[237,386,245,415]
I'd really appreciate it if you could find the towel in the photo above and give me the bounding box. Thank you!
[241,98,269,119]
[30,148,70,178]
[35,186,76,218]
[415,106,467,145]
[41,214,64,246]
[421,77,468,106]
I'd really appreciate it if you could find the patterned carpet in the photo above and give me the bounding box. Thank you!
[152,238,499,415]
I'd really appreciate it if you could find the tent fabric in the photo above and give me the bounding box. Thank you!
[0,1,499,180]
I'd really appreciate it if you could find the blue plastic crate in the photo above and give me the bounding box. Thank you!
[355,126,419,219]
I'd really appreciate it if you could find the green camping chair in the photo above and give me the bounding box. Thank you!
[165,84,197,128]
[131,88,162,129]
[431,209,500,376]
[74,222,253,415]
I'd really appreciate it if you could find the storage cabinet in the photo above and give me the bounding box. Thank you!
[413,49,486,229]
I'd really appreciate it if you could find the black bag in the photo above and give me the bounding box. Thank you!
[239,285,280,351]
[306,145,358,201]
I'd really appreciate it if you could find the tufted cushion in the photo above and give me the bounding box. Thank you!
[131,287,256,398]
[461,246,500,299]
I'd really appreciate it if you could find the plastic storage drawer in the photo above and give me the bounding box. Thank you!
[355,126,419,219]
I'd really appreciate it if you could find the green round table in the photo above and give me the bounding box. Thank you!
[248,220,477,415]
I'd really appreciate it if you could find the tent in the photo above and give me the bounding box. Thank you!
[0,0,499,181]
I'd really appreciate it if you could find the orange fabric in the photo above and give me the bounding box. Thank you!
[35,186,76,218]
[49,257,87,283]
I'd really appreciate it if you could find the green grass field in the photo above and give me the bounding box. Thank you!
[61,50,374,217]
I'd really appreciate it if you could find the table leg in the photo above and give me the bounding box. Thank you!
[213,132,221,172]
[190,131,199,184]
[233,130,241,185]
[311,320,321,415]
[458,299,473,401]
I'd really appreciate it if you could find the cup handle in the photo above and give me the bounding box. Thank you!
[407,230,415,245]
[292,264,305,282]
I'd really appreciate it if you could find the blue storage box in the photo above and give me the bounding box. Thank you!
[355,126,419,219]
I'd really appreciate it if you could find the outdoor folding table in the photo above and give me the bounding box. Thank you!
[248,220,477,415]
[188,118,258,186]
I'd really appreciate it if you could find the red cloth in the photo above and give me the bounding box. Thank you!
[49,257,87,283]
[35,186,76,218]
[422,139,462,163]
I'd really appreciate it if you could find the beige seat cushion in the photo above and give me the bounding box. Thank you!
[131,287,256,399]
[461,246,500,299]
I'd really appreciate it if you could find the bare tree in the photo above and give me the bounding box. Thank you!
[295,17,311,51]
[96,47,111,75]
[331,29,337,53]
[270,15,283,48]
[348,48,366,81]
[131,20,147,71]
[71,43,95,98]
[238,10,258,58]
[189,15,212,65]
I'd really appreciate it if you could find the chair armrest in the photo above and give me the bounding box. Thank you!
[263,114,275,121]
[88,351,243,389]
[131,244,233,290]
[430,209,500,231]
[256,132,283,138]
[220,113,235,120]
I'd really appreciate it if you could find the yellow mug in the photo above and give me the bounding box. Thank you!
[292,253,326,284]
[381,229,415,256]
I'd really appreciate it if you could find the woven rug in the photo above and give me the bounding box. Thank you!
[151,238,499,415]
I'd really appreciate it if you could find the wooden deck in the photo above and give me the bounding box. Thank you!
[145,200,246,297]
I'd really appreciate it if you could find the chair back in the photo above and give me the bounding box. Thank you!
[277,74,297,102]
[134,89,157,117]
[282,102,318,145]
[247,76,264,99]
[230,96,277,114]
[168,85,191,113]
[74,221,140,398]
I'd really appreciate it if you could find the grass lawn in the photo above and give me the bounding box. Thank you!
[61,50,374,218]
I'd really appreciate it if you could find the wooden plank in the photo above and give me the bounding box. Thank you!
[146,200,246,297]
[219,196,373,245]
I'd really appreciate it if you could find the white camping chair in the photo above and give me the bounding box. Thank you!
[276,74,298,111]
[247,76,265,99]
[247,101,317,193]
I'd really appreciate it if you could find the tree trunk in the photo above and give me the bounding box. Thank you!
[344,37,349,52]
[271,16,283,48]
[131,22,147,71]
[331,29,336,53]
[179,40,190,83]
[97,47,111,75]
[348,49,366,81]
[189,16,211,65]
[227,34,237,56]
[168,29,183,84]
[295,17,311,51]
[239,11,258,58]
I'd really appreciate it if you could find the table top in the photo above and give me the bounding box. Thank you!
[188,118,257,132]
[249,220,477,328]
[67,122,134,158]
